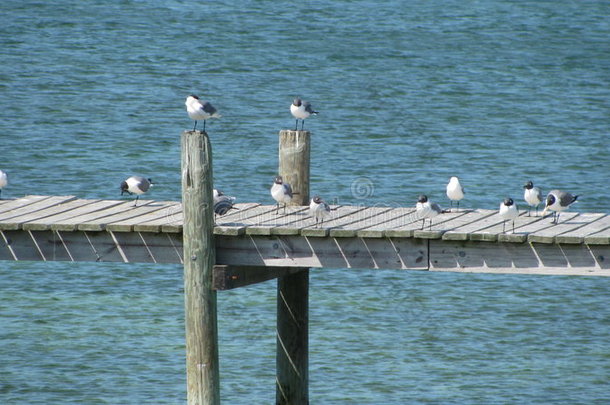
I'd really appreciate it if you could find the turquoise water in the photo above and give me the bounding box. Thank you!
[1,0,609,403]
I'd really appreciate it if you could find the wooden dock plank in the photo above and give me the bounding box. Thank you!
[355,207,418,238]
[555,214,610,244]
[0,196,78,229]
[0,195,54,215]
[327,206,396,238]
[1,198,96,231]
[23,199,133,231]
[526,213,607,244]
[413,209,493,240]
[73,200,162,231]
[298,205,368,237]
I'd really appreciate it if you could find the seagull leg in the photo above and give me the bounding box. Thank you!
[555,212,560,224]
[203,120,206,132]
[294,119,298,131]
[193,121,197,131]
[512,220,515,233]
[429,219,433,230]
[301,120,305,131]
[276,203,279,215]
[503,221,506,233]
[134,195,139,207]
[527,207,531,217]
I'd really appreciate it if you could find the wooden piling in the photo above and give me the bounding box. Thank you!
[276,130,310,404]
[181,130,220,405]
[278,130,310,206]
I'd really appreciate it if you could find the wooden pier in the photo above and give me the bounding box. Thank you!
[0,195,608,276]
[1,129,609,405]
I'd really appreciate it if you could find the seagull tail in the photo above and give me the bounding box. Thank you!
[211,113,222,118]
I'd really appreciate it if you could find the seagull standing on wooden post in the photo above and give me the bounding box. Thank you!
[290,97,318,131]
[185,94,221,132]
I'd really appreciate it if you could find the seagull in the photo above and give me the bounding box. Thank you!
[290,97,318,131]
[310,195,330,227]
[213,189,237,216]
[416,195,446,230]
[0,170,7,199]
[185,94,221,132]
[499,197,519,233]
[542,189,578,224]
[446,176,464,212]
[523,181,543,216]
[120,176,153,207]
[270,175,293,214]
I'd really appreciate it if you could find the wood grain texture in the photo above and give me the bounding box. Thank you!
[181,130,220,405]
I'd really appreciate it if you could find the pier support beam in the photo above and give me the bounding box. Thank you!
[276,130,310,404]
[182,130,220,405]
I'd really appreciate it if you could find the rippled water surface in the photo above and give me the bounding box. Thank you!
[1,0,609,403]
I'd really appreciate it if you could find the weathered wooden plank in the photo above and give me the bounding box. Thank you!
[41,200,142,230]
[355,207,418,238]
[0,196,78,229]
[414,209,493,240]
[585,230,610,245]
[245,207,310,236]
[383,209,477,239]
[212,265,304,290]
[429,239,609,276]
[469,211,561,242]
[215,235,428,270]
[125,202,182,232]
[300,205,368,237]
[80,201,168,232]
[0,195,53,214]
[23,199,131,231]
[327,206,396,238]
[526,213,607,244]
[555,214,610,242]
[5,199,100,230]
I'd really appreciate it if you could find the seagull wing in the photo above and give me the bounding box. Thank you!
[284,183,293,198]
[304,102,318,115]
[430,202,443,214]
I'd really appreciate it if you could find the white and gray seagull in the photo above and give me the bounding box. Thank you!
[542,189,578,224]
[446,176,464,212]
[499,197,519,233]
[120,176,153,207]
[310,195,331,227]
[0,170,7,199]
[270,175,293,214]
[290,97,318,131]
[416,194,447,230]
[185,94,221,132]
[523,181,543,216]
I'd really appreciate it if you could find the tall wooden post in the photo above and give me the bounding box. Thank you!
[181,130,220,405]
[276,130,310,404]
